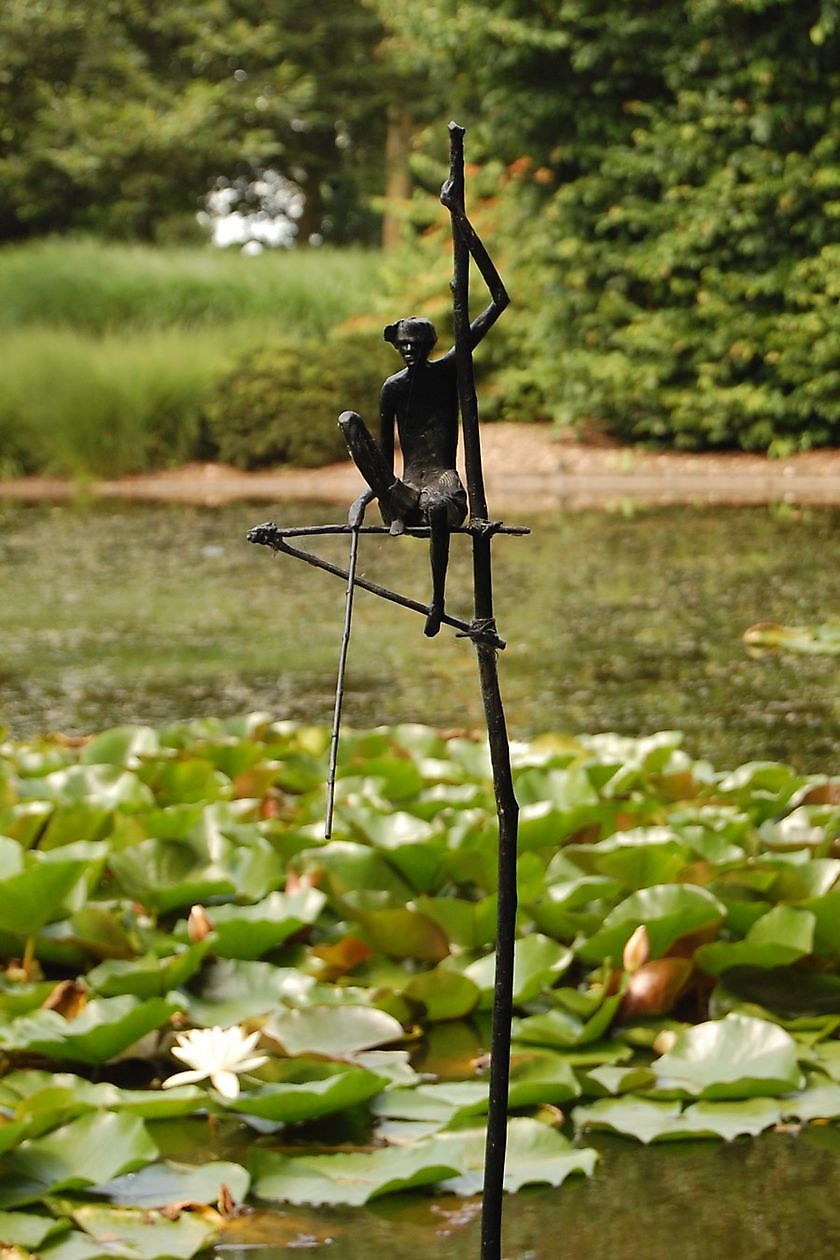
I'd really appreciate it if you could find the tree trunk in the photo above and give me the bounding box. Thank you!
[382,106,413,252]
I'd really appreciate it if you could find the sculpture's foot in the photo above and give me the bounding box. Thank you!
[389,518,405,536]
[424,605,443,637]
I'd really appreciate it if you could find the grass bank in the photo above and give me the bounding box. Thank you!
[0,238,381,477]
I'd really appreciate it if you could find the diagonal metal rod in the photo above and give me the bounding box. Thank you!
[324,525,360,839]
[248,529,506,650]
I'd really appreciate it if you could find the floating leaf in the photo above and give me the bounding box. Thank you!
[462,935,573,1008]
[0,1210,69,1248]
[576,1095,782,1142]
[652,1013,801,1098]
[372,1081,489,1124]
[250,1139,460,1206]
[353,906,450,963]
[0,855,97,936]
[181,959,315,1026]
[506,1050,581,1107]
[95,1159,250,1207]
[696,906,816,975]
[266,1005,404,1058]
[437,1118,598,1195]
[513,993,622,1048]
[578,884,725,964]
[13,1111,158,1190]
[403,967,480,1021]
[86,944,210,999]
[187,889,327,960]
[47,1204,219,1260]
[0,995,180,1064]
[225,1064,388,1123]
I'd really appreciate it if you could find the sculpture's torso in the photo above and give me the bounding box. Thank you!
[381,352,459,489]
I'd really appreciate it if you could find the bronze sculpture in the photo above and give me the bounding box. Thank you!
[249,124,522,1260]
[339,180,509,636]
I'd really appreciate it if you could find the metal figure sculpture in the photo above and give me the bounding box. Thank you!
[248,123,523,1260]
[338,185,508,636]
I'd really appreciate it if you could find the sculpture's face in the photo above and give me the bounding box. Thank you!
[395,334,431,367]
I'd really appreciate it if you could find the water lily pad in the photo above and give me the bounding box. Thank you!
[181,959,315,1026]
[0,854,97,936]
[353,906,450,963]
[187,888,327,960]
[225,1064,388,1123]
[437,1117,598,1195]
[266,1005,404,1058]
[95,1159,249,1207]
[576,1095,783,1142]
[372,1080,489,1123]
[44,1204,219,1260]
[782,1076,840,1122]
[403,967,480,1021]
[250,1138,461,1206]
[696,905,816,975]
[577,883,726,964]
[86,944,210,999]
[0,995,180,1064]
[0,1209,69,1248]
[506,1050,581,1107]
[462,935,573,1008]
[13,1111,158,1190]
[652,1013,801,1098]
[512,993,622,1048]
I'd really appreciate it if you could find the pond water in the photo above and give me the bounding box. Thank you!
[1,499,839,1255]
[1,500,837,772]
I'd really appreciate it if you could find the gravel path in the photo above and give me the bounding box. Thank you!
[2,424,839,509]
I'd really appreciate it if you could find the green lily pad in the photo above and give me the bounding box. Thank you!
[225,1064,388,1123]
[782,1076,840,1122]
[95,1159,250,1207]
[250,1137,461,1206]
[353,906,450,963]
[462,935,573,1008]
[372,1080,489,1123]
[0,1209,70,1248]
[507,1050,581,1107]
[87,944,210,999]
[437,1117,598,1195]
[13,1111,158,1190]
[0,854,97,936]
[403,967,480,1021]
[576,1095,783,1142]
[578,884,725,964]
[191,888,327,960]
[696,905,816,975]
[652,1013,802,1098]
[0,995,180,1064]
[512,993,622,1049]
[42,1204,219,1260]
[266,1005,404,1058]
[181,959,315,1026]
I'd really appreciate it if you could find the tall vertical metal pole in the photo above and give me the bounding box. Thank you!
[447,121,519,1260]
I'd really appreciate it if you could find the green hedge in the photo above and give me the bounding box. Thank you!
[202,332,395,469]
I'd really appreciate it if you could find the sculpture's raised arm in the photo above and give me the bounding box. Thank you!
[440,178,510,350]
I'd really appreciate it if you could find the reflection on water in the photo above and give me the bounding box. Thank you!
[0,501,837,771]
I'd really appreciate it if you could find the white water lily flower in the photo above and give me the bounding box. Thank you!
[162,1025,268,1099]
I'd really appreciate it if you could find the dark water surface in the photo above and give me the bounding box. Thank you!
[1,500,836,771]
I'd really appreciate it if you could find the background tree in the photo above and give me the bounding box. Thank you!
[0,0,396,243]
[380,0,840,450]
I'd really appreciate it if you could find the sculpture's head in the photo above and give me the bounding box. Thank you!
[384,316,437,367]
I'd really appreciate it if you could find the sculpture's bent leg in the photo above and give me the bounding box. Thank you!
[338,411,420,530]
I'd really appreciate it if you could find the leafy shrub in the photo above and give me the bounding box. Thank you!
[202,331,395,469]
